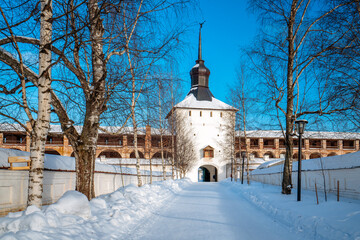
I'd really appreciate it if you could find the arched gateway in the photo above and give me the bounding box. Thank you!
[198,165,218,182]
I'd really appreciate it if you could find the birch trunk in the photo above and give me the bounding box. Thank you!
[282,0,297,194]
[149,156,153,184]
[171,131,175,180]
[132,116,142,187]
[27,0,52,208]
[131,75,142,186]
[158,81,166,180]
[170,79,176,179]
[73,0,106,199]
[240,83,250,184]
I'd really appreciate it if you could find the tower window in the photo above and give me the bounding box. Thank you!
[203,146,214,158]
[204,149,214,158]
[210,112,213,117]
[200,111,202,117]
[189,111,191,116]
[220,112,223,117]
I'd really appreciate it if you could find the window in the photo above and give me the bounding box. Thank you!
[189,111,191,116]
[200,111,202,117]
[220,112,223,117]
[203,149,214,158]
[210,112,213,117]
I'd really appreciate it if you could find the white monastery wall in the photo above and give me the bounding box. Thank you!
[0,169,164,216]
[251,168,360,200]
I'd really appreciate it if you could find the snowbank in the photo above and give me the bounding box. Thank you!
[0,179,191,239]
[222,180,360,240]
[0,148,165,176]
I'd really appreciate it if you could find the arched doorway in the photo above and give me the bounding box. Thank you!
[45,149,61,155]
[198,165,218,182]
[152,151,172,159]
[130,151,144,158]
[98,150,122,159]
[309,152,322,159]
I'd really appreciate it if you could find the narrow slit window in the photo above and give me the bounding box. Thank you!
[200,111,202,117]
[210,112,213,117]
[189,111,191,116]
[220,112,223,117]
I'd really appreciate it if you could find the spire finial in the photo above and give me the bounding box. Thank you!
[198,21,205,61]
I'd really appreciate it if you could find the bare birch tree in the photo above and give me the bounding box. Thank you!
[0,0,190,199]
[170,110,196,178]
[229,66,253,184]
[248,0,355,194]
[0,0,52,207]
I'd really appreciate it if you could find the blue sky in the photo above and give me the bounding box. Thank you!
[177,0,258,103]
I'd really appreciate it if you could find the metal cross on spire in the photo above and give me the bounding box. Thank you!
[198,21,206,61]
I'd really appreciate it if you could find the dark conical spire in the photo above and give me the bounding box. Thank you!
[188,22,213,101]
[198,21,203,61]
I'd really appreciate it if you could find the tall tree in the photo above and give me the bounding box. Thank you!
[0,0,53,207]
[248,0,355,194]
[0,0,190,199]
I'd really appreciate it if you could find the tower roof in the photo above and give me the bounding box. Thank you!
[189,22,212,101]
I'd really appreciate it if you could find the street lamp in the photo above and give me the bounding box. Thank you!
[295,119,308,201]
[241,151,246,184]
[230,157,233,182]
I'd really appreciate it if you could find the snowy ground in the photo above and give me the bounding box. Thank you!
[1,179,359,240]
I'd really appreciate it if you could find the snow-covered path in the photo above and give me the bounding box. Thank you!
[128,182,299,240]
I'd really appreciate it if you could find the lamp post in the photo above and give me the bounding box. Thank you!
[241,151,246,184]
[230,157,233,182]
[295,119,308,201]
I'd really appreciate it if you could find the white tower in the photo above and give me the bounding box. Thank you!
[168,24,237,182]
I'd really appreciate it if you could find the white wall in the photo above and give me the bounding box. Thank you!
[0,170,164,216]
[177,109,235,182]
[250,168,360,200]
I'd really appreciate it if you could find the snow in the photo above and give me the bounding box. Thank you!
[252,151,360,175]
[1,180,359,239]
[222,180,360,240]
[174,93,237,110]
[257,158,284,169]
[0,123,171,136]
[236,130,360,140]
[45,191,91,219]
[0,148,165,176]
[0,179,191,239]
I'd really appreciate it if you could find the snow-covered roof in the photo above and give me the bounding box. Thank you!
[237,130,360,140]
[251,151,360,175]
[0,123,171,136]
[173,92,237,111]
[0,148,166,175]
